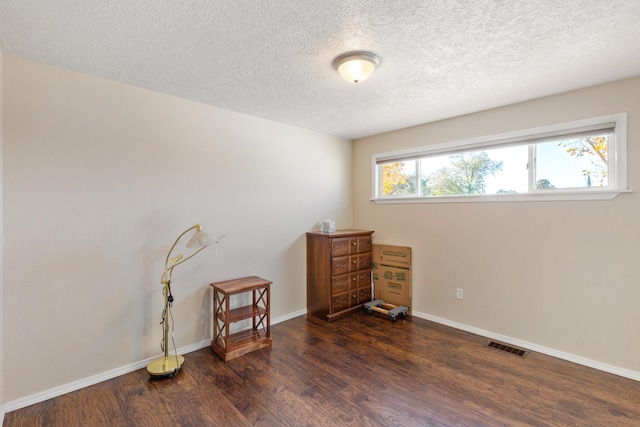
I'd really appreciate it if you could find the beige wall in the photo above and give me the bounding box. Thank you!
[2,55,352,404]
[353,76,640,374]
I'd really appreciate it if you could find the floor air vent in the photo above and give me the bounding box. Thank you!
[487,341,529,358]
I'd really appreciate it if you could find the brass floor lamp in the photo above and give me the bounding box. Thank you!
[147,224,210,378]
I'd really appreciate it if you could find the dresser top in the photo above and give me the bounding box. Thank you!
[306,229,373,237]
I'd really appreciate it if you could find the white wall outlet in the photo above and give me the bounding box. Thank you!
[456,288,464,300]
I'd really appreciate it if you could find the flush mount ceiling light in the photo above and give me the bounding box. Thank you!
[333,51,380,84]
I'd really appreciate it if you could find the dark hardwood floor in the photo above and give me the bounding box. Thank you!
[5,312,640,426]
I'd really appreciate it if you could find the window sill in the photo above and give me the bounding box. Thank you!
[371,190,632,204]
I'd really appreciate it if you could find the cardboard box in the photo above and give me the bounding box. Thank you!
[372,244,411,311]
[374,265,411,308]
[377,245,411,268]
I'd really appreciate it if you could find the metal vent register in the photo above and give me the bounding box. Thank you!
[487,341,529,358]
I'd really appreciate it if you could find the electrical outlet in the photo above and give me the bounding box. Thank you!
[456,288,464,300]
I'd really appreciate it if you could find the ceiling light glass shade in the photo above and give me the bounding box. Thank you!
[333,52,380,83]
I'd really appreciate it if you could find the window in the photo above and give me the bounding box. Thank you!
[372,113,628,203]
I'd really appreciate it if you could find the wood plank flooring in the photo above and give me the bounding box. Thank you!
[5,312,640,426]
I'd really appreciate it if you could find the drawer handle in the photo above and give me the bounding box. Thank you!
[352,277,356,281]
[352,242,357,246]
[352,260,357,264]
[352,295,356,298]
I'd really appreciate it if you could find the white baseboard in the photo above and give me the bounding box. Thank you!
[3,309,308,414]
[272,308,307,324]
[3,338,212,413]
[412,310,640,382]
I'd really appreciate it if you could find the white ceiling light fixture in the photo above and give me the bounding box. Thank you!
[333,51,380,84]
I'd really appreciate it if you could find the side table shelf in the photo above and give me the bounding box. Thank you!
[210,276,272,361]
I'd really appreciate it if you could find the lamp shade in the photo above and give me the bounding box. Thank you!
[333,52,380,83]
[186,229,210,248]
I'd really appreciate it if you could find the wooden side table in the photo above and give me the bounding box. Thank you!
[210,276,272,361]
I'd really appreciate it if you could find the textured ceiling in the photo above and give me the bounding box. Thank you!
[1,0,640,139]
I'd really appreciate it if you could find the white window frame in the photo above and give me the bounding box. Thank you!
[371,113,629,203]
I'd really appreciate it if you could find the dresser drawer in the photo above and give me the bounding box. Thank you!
[357,270,371,287]
[331,238,351,257]
[331,256,350,276]
[331,235,373,256]
[356,235,372,253]
[331,292,352,312]
[357,286,372,304]
[349,253,372,271]
[331,271,369,294]
[331,274,351,294]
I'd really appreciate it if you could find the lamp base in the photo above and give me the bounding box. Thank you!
[147,355,185,378]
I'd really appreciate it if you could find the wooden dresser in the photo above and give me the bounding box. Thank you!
[306,229,374,322]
